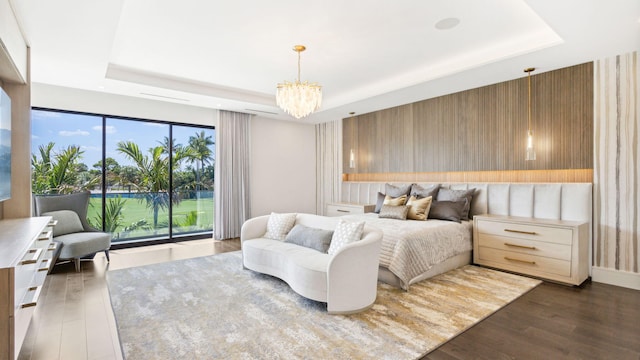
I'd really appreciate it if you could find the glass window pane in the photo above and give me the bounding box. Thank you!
[31,110,103,195]
[172,126,215,237]
[105,118,170,242]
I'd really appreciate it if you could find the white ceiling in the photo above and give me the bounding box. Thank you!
[9,0,640,123]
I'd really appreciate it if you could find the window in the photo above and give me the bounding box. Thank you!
[31,108,215,245]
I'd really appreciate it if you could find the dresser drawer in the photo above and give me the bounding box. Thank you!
[477,219,573,245]
[326,203,375,217]
[477,233,572,261]
[477,247,571,277]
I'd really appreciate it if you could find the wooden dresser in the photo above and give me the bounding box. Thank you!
[473,214,589,286]
[0,217,55,360]
[326,202,375,217]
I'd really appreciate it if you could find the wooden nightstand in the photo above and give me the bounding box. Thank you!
[473,214,589,286]
[326,203,375,217]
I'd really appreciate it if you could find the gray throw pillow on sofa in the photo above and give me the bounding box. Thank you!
[284,224,334,253]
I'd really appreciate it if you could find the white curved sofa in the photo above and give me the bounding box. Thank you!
[241,213,383,314]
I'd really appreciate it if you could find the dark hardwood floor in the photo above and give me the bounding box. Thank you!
[424,280,640,360]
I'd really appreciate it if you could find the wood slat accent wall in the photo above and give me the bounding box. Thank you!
[343,62,593,178]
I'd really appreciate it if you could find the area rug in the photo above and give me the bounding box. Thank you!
[106,251,540,359]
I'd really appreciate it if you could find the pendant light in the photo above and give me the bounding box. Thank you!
[524,67,536,161]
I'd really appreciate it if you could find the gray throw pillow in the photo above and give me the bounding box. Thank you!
[374,191,386,213]
[385,183,411,197]
[428,200,466,223]
[378,204,409,220]
[437,188,475,220]
[42,210,84,236]
[410,183,440,199]
[284,224,334,253]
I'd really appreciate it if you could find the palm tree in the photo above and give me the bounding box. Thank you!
[31,142,98,194]
[116,141,172,229]
[185,130,214,198]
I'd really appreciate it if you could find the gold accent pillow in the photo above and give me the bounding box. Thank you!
[383,194,407,206]
[407,196,432,221]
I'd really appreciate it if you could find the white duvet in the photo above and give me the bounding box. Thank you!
[344,213,473,290]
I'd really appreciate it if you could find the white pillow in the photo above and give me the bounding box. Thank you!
[327,220,365,255]
[263,212,297,240]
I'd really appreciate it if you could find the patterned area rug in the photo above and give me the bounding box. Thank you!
[107,251,540,359]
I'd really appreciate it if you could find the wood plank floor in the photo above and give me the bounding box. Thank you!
[17,238,241,360]
[18,239,640,360]
[424,280,640,359]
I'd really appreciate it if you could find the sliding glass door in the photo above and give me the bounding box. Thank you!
[31,108,215,245]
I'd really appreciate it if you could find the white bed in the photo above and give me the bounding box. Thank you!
[339,182,593,290]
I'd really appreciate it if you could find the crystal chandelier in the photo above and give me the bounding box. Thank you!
[276,45,322,119]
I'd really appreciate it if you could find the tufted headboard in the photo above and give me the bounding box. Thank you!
[340,182,592,225]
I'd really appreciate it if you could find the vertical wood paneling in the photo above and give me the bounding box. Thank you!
[344,62,593,173]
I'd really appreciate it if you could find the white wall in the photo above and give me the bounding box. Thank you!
[250,116,316,216]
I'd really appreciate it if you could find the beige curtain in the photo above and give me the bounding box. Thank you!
[315,119,342,215]
[215,110,252,239]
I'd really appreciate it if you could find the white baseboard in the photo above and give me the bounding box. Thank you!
[591,266,640,290]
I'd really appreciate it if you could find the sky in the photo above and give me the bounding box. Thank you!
[31,109,215,171]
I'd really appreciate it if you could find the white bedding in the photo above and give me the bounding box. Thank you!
[344,213,473,290]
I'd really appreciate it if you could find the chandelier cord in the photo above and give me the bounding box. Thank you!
[297,49,301,83]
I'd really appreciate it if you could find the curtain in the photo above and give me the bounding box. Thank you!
[215,110,252,239]
[315,119,342,215]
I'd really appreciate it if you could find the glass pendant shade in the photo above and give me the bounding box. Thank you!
[526,129,536,161]
[276,45,322,119]
[349,149,356,168]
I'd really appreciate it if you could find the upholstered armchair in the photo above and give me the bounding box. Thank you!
[33,191,111,272]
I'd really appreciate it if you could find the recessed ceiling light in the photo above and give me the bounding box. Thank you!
[435,17,460,30]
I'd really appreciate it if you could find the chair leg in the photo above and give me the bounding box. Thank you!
[74,258,81,272]
[104,250,110,262]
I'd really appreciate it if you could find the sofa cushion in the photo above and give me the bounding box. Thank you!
[264,212,297,240]
[42,210,84,236]
[56,231,111,259]
[285,224,334,253]
[327,220,365,255]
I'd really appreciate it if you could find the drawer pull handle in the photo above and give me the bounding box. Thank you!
[504,256,536,265]
[504,228,537,235]
[21,248,43,265]
[337,209,350,213]
[21,286,43,308]
[504,242,537,250]
[38,259,50,272]
[38,230,52,240]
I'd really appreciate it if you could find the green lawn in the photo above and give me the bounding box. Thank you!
[87,197,214,241]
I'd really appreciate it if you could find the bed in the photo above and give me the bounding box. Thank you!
[339,182,593,290]
[344,213,472,290]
